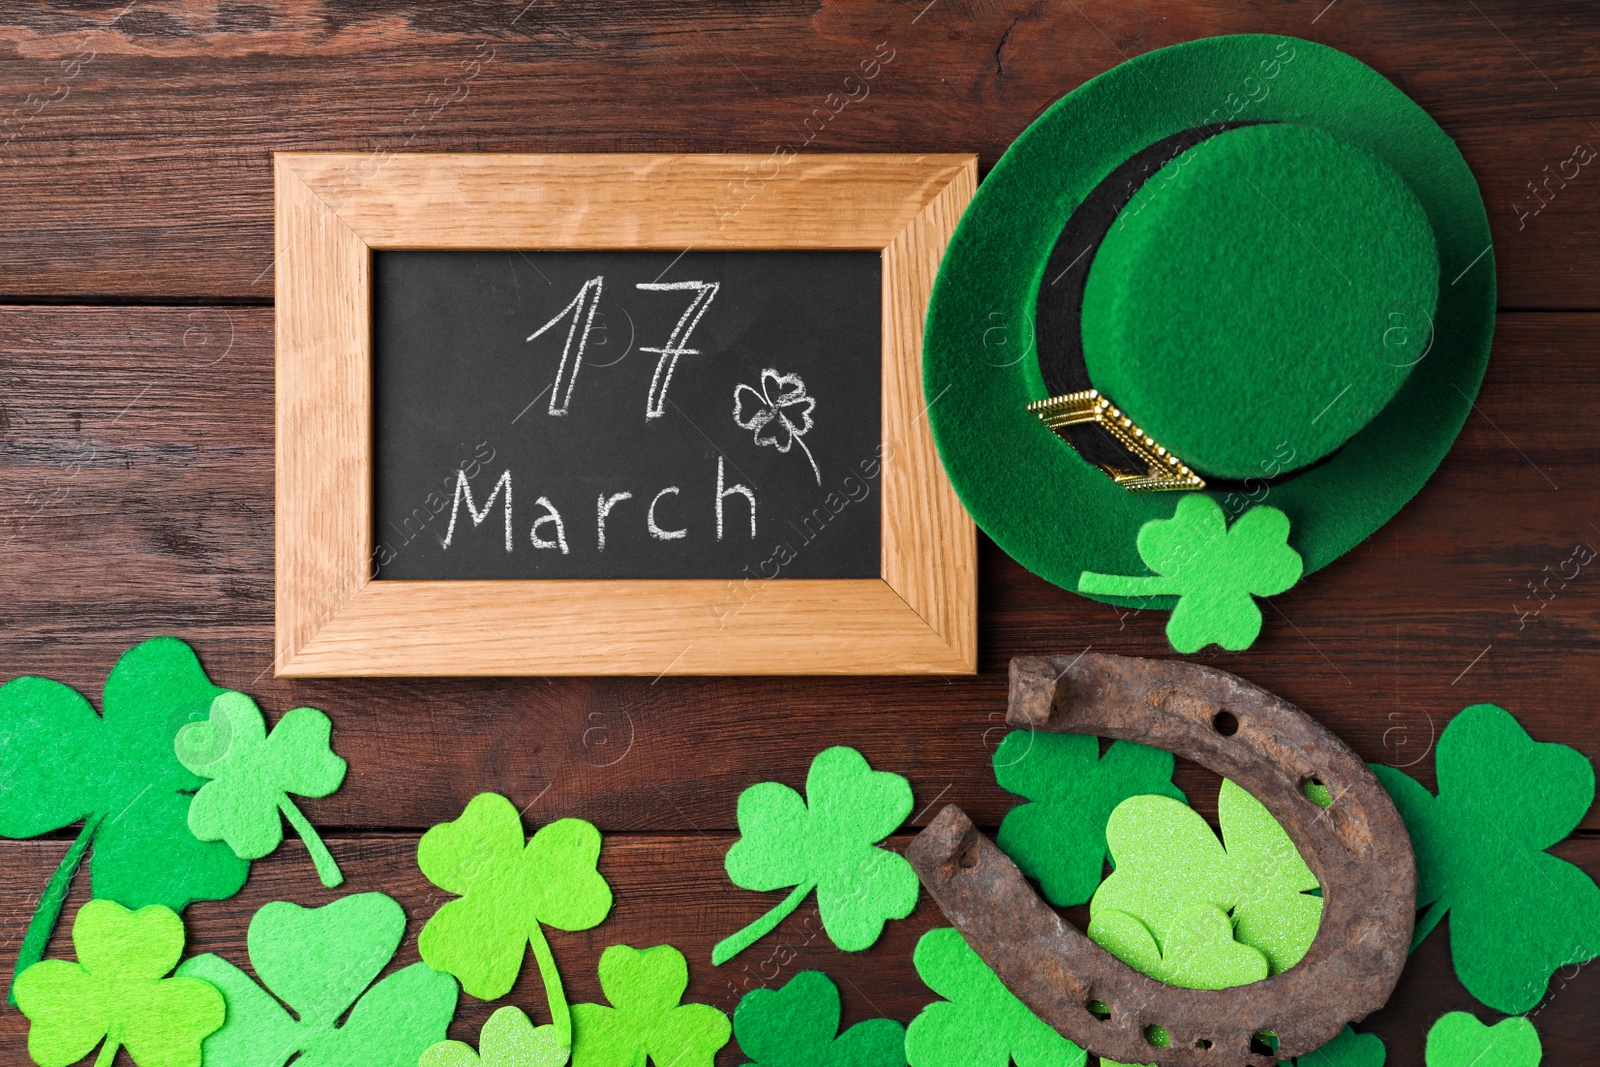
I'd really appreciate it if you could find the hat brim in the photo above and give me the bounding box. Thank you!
[923,34,1494,606]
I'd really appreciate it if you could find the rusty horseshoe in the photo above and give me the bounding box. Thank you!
[907,654,1415,1066]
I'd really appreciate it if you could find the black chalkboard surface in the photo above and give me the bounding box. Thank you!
[373,250,883,580]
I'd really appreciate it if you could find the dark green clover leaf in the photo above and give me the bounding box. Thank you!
[571,944,731,1067]
[1078,495,1302,653]
[1373,703,1600,1013]
[420,1006,568,1067]
[734,970,906,1067]
[14,899,223,1067]
[176,891,458,1067]
[418,792,612,1048]
[177,691,348,887]
[0,638,249,1001]
[993,730,1184,906]
[1277,1026,1386,1067]
[905,928,1085,1067]
[714,746,917,965]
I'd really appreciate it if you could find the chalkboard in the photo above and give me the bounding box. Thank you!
[373,249,883,580]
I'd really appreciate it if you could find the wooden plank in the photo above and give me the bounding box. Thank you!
[0,2,1593,305]
[0,305,1598,826]
[0,833,1594,1064]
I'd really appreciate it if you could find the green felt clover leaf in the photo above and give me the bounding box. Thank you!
[905,928,1085,1067]
[420,1006,569,1067]
[992,730,1184,907]
[1087,904,1268,990]
[1372,703,1600,1013]
[176,891,458,1067]
[418,792,612,1048]
[0,637,249,1001]
[1078,495,1303,653]
[1090,779,1321,977]
[570,944,731,1067]
[733,970,906,1067]
[177,690,348,888]
[714,746,917,965]
[1277,1026,1386,1067]
[14,899,224,1067]
[1424,1013,1541,1067]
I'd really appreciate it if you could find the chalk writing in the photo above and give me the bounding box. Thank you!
[527,275,604,415]
[638,280,720,420]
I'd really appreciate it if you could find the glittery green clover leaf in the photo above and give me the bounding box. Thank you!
[176,691,348,888]
[418,792,612,1048]
[1425,1013,1541,1067]
[1087,904,1268,990]
[14,899,223,1067]
[570,944,731,1067]
[1090,779,1322,976]
[905,928,1085,1067]
[175,891,458,1067]
[993,730,1184,907]
[733,970,906,1067]
[420,1006,569,1067]
[1275,1025,1386,1067]
[714,746,917,965]
[1078,495,1302,653]
[1372,704,1600,1013]
[0,637,249,1003]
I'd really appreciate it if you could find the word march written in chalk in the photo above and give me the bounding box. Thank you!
[439,457,758,555]
[373,249,881,581]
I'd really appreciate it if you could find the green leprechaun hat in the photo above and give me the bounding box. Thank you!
[923,34,1493,647]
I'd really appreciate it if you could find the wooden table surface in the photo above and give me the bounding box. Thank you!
[0,2,1596,1063]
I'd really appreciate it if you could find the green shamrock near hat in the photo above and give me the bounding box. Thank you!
[923,34,1494,651]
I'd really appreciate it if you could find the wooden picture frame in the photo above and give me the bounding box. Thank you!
[275,152,977,676]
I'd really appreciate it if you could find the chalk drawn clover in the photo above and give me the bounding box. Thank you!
[734,369,820,484]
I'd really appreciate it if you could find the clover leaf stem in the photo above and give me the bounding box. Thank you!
[1411,897,1448,952]
[711,880,815,966]
[277,797,343,888]
[93,1036,120,1067]
[1076,573,1184,598]
[527,922,573,1049]
[8,812,103,1006]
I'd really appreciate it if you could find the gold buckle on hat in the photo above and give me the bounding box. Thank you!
[1027,390,1205,491]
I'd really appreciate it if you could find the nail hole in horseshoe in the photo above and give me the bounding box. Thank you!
[1143,1024,1171,1048]
[1085,999,1110,1021]
[1250,1031,1278,1056]
[1212,709,1239,736]
[1193,1037,1212,1050]
[958,848,978,869]
[1302,776,1333,808]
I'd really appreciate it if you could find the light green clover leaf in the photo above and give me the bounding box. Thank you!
[1373,703,1600,1013]
[1078,495,1302,652]
[1087,904,1268,990]
[1425,1013,1540,1067]
[733,969,906,1067]
[570,944,731,1067]
[418,792,612,1048]
[14,899,223,1067]
[1090,779,1321,976]
[176,891,457,1067]
[176,691,348,887]
[714,746,917,965]
[0,638,249,1000]
[905,928,1085,1067]
[992,730,1184,907]
[421,1006,569,1067]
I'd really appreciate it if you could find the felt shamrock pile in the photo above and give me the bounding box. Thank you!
[2,640,1591,1067]
[0,639,347,1004]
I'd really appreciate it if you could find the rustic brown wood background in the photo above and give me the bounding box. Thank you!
[0,2,1596,1064]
